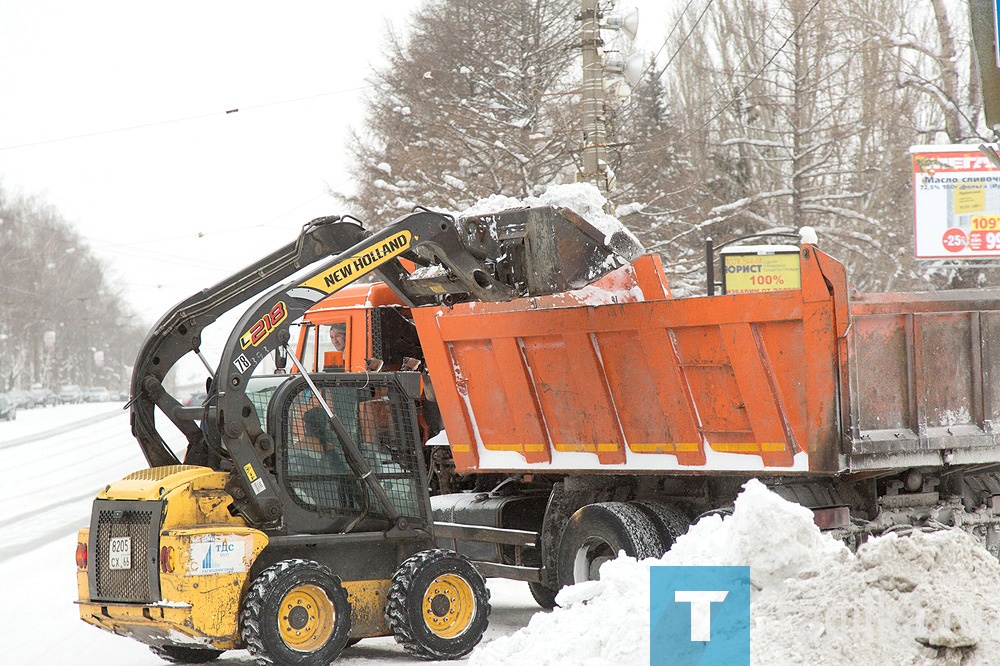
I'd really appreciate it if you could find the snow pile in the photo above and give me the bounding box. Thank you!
[752,530,1000,665]
[458,182,642,251]
[470,479,1000,666]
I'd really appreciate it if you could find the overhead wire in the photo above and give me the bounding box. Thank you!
[616,0,821,200]
[611,0,787,140]
[0,85,373,152]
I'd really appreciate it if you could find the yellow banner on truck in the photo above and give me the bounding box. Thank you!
[721,246,801,294]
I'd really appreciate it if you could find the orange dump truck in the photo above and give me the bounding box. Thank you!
[297,234,1000,603]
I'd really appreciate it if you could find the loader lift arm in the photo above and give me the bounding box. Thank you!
[130,203,639,526]
[210,208,523,525]
[130,216,369,469]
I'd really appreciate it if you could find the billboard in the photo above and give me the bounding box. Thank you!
[912,144,1000,258]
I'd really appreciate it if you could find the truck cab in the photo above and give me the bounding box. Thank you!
[294,282,419,375]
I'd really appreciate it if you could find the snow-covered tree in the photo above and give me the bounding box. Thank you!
[623,0,993,294]
[344,0,581,225]
[0,185,146,390]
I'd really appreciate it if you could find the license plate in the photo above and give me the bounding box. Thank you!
[108,536,132,570]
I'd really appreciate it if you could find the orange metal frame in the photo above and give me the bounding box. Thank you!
[412,248,847,475]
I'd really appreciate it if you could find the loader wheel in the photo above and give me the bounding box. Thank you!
[148,645,223,663]
[630,500,691,553]
[527,581,559,609]
[240,559,351,665]
[557,502,665,588]
[385,549,490,660]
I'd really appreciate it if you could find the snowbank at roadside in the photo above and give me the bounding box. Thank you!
[470,479,1000,666]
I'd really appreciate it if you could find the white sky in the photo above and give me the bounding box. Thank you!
[0,1,416,324]
[0,1,673,330]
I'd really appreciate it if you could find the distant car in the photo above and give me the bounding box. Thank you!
[59,384,84,404]
[28,387,58,407]
[184,392,208,406]
[0,394,16,421]
[84,386,111,402]
[7,389,35,409]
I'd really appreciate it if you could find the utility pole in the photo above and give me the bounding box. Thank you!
[579,0,612,195]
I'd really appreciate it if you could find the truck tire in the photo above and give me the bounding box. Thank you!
[385,549,490,660]
[527,581,559,609]
[148,645,224,663]
[240,559,352,665]
[630,500,691,552]
[694,506,734,524]
[557,502,665,588]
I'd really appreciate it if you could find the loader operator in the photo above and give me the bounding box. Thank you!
[301,389,338,452]
[289,387,365,511]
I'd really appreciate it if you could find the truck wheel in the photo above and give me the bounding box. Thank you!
[694,506,734,524]
[527,581,559,609]
[630,500,691,552]
[148,645,224,663]
[240,559,352,665]
[557,502,665,588]
[385,549,491,660]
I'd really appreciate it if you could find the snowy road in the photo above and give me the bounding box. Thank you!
[0,404,540,665]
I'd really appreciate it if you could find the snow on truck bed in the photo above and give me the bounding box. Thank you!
[458,182,643,251]
[470,480,1000,666]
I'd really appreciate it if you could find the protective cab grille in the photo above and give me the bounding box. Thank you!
[281,377,428,524]
[88,499,163,603]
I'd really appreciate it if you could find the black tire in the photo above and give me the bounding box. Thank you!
[630,500,691,553]
[527,581,559,609]
[240,559,352,665]
[557,502,665,588]
[385,549,490,660]
[695,506,734,524]
[148,645,224,663]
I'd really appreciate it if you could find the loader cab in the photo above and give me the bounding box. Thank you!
[262,372,433,537]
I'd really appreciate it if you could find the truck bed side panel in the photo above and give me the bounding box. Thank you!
[847,293,1000,470]
[412,250,844,474]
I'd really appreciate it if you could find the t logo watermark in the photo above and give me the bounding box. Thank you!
[650,566,750,665]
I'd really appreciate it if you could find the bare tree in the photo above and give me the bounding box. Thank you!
[617,0,989,295]
[0,185,146,391]
[343,0,581,225]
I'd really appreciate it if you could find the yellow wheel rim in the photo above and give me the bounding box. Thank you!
[421,573,476,638]
[278,584,336,651]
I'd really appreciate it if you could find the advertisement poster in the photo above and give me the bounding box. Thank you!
[912,144,1000,258]
[721,249,801,294]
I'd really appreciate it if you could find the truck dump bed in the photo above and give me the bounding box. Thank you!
[847,288,1000,470]
[411,246,1000,475]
